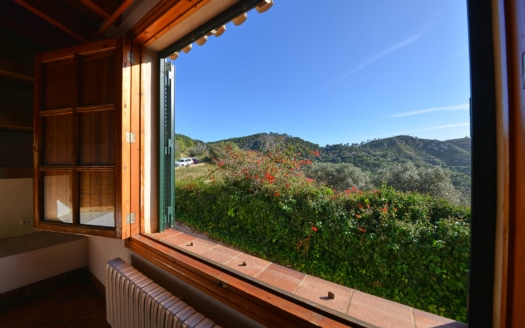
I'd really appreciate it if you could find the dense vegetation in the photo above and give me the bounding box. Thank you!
[177,133,471,205]
[175,146,470,322]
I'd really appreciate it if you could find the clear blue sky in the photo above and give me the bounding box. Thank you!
[173,0,470,146]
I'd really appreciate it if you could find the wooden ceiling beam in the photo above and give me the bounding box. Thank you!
[80,0,110,19]
[97,0,134,35]
[128,0,212,46]
[14,0,89,43]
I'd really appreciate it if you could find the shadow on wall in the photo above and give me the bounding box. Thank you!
[0,178,34,240]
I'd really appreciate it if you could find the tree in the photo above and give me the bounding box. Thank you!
[372,162,461,204]
[304,162,372,191]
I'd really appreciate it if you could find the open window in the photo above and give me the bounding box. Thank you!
[33,38,137,239]
[27,0,525,325]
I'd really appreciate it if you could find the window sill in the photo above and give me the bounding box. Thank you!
[126,229,466,328]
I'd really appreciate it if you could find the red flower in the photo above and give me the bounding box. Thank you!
[358,227,366,233]
[311,226,318,232]
[309,150,320,157]
[358,204,364,209]
[355,214,361,219]
[274,192,280,197]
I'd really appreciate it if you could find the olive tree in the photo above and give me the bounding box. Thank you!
[372,162,461,203]
[304,162,372,191]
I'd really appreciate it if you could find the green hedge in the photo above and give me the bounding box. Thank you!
[175,180,470,322]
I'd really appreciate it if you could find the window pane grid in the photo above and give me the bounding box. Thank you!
[36,43,120,231]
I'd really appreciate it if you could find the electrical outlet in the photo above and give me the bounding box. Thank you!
[20,218,33,227]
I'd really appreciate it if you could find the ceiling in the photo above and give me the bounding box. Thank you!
[0,0,132,51]
[0,0,146,80]
[0,0,257,83]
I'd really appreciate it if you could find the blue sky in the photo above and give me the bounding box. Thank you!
[172,0,470,146]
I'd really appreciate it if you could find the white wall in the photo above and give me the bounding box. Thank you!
[87,236,130,286]
[0,178,34,240]
[0,238,88,293]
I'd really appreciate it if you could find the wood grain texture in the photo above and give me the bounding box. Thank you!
[505,0,525,326]
[34,38,128,238]
[126,235,365,328]
[128,0,212,46]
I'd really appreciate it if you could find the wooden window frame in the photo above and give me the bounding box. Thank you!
[27,0,523,325]
[127,0,523,326]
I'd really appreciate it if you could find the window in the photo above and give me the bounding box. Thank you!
[33,38,136,239]
[148,0,469,324]
[133,0,525,326]
[29,0,523,325]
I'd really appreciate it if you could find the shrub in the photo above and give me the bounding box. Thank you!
[174,147,470,322]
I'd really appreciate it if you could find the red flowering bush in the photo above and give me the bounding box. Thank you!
[175,147,471,322]
[208,145,318,196]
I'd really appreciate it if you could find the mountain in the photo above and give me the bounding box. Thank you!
[208,132,319,154]
[446,137,472,153]
[324,135,471,171]
[176,133,471,200]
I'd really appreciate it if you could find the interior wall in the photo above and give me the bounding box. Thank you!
[0,30,36,240]
[87,236,130,286]
[0,237,88,293]
[0,178,34,240]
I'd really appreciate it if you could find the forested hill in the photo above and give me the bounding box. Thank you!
[205,133,470,171]
[320,135,471,172]
[175,133,471,199]
[208,132,320,154]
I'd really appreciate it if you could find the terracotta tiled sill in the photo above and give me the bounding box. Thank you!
[138,228,467,328]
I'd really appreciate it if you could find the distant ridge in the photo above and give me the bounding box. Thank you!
[175,132,471,197]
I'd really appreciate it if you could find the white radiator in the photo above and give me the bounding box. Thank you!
[106,258,221,328]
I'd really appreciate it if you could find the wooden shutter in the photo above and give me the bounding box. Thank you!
[33,38,136,239]
[159,58,174,231]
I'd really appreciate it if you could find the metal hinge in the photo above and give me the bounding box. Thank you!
[126,213,135,224]
[126,132,135,143]
[127,51,135,65]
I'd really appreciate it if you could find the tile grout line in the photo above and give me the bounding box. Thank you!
[253,262,272,279]
[224,253,242,266]
[292,274,308,294]
[345,289,355,315]
[201,243,220,256]
[158,230,182,240]
[410,307,416,328]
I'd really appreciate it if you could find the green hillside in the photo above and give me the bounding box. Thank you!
[175,133,471,204]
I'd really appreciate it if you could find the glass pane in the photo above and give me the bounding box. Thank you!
[42,114,73,165]
[79,171,115,227]
[78,50,116,106]
[41,58,74,110]
[43,172,72,223]
[78,110,115,165]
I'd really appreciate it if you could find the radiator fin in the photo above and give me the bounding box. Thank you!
[106,258,221,328]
